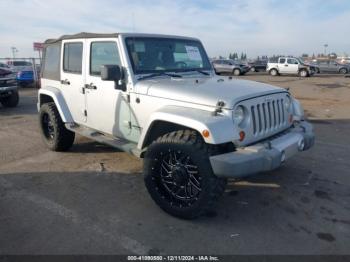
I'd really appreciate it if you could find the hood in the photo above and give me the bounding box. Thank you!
[135,75,286,109]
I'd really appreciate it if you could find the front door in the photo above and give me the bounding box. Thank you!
[60,40,86,124]
[84,39,131,139]
[286,58,299,74]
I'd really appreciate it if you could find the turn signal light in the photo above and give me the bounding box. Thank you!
[239,131,245,141]
[202,130,210,138]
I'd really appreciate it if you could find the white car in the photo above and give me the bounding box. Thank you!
[267,57,317,77]
[38,33,315,219]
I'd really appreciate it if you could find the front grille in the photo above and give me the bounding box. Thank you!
[235,93,291,145]
[250,98,286,135]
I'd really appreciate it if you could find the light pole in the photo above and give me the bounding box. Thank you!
[324,44,328,57]
[11,47,18,59]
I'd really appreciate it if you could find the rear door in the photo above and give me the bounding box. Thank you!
[60,40,86,124]
[213,60,224,73]
[318,61,329,73]
[277,58,288,73]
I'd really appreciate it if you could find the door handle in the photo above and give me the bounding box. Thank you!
[61,79,70,85]
[284,65,288,67]
[85,83,97,90]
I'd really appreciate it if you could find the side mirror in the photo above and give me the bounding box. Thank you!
[101,65,122,82]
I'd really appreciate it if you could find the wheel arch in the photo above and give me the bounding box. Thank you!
[140,120,197,154]
[269,68,278,74]
[137,106,236,155]
[38,86,74,123]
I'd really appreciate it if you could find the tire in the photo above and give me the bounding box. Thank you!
[233,68,241,76]
[299,69,309,77]
[39,102,75,152]
[144,130,227,219]
[250,67,256,72]
[0,90,19,108]
[339,68,348,74]
[270,69,278,76]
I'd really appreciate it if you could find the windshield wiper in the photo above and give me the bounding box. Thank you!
[180,69,210,76]
[137,72,182,81]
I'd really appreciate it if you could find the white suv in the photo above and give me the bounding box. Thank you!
[267,57,317,77]
[38,33,315,218]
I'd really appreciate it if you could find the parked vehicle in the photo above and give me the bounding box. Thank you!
[7,60,33,73]
[0,68,19,107]
[16,70,34,87]
[38,33,314,219]
[312,60,349,74]
[248,60,267,72]
[0,62,11,70]
[339,58,350,64]
[212,59,250,76]
[267,57,317,77]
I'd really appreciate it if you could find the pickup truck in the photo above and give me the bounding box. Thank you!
[267,57,317,77]
[0,68,19,107]
[38,33,315,219]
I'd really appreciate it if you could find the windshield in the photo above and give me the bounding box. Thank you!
[13,61,32,66]
[125,37,212,74]
[297,58,306,64]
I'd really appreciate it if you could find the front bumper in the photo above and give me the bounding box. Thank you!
[210,121,315,178]
[0,85,18,95]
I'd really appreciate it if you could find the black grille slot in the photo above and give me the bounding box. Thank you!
[272,101,276,127]
[262,103,267,131]
[251,106,256,134]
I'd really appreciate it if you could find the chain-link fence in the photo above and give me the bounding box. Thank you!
[0,57,41,88]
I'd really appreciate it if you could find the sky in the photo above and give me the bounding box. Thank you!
[0,0,349,59]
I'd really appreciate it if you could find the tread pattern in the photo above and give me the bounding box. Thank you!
[0,91,19,107]
[39,102,75,152]
[144,130,227,219]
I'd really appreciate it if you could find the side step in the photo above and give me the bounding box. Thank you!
[66,124,141,157]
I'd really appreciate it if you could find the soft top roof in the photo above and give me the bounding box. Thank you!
[44,32,200,45]
[44,32,119,44]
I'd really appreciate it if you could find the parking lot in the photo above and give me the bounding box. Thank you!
[0,74,349,255]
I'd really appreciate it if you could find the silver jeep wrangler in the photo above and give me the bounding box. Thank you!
[38,33,315,219]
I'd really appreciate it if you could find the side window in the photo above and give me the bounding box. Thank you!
[42,43,61,80]
[90,42,121,76]
[279,58,286,64]
[63,42,83,74]
[287,58,298,64]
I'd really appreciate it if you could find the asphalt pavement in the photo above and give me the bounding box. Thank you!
[0,83,349,255]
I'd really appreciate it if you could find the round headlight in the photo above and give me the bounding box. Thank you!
[233,106,244,125]
[284,96,292,111]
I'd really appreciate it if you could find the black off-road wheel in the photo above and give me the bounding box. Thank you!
[39,102,75,151]
[0,91,19,108]
[144,130,227,219]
